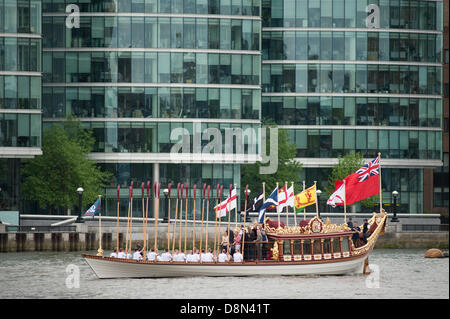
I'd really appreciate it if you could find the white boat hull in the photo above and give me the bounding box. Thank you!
[83,255,367,279]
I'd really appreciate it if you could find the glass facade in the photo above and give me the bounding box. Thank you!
[261,0,444,215]
[41,0,261,216]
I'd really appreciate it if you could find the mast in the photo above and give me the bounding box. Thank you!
[302,180,306,220]
[344,179,347,224]
[226,184,232,259]
[314,181,319,218]
[285,181,289,227]
[96,195,103,256]
[292,181,296,226]
[378,152,382,214]
[276,182,280,228]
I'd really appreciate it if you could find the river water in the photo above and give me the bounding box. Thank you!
[0,249,448,299]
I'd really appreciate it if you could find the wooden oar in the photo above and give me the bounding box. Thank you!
[184,183,189,253]
[129,181,134,254]
[178,184,184,252]
[199,184,206,255]
[116,185,120,255]
[141,182,145,257]
[205,185,210,251]
[144,181,150,259]
[154,182,161,252]
[227,184,232,259]
[167,183,172,253]
[213,184,220,256]
[192,184,197,250]
[241,184,248,261]
[171,183,180,253]
[125,183,131,256]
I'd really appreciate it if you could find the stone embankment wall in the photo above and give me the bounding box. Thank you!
[0,222,448,252]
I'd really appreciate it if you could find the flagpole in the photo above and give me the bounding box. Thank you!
[378,152,382,214]
[205,185,210,252]
[234,184,238,230]
[302,181,306,220]
[172,183,180,253]
[178,184,184,252]
[116,185,120,255]
[314,181,319,218]
[184,183,189,253]
[262,182,265,226]
[344,179,347,224]
[242,184,248,262]
[227,184,232,259]
[285,181,289,227]
[213,184,220,256]
[97,195,103,256]
[167,183,172,254]
[292,181,296,226]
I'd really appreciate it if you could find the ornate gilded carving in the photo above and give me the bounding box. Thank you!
[271,241,279,260]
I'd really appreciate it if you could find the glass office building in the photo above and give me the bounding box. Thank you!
[261,0,444,213]
[40,0,262,217]
[3,0,445,216]
[0,0,42,211]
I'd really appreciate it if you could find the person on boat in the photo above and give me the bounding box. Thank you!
[147,248,157,261]
[218,249,229,263]
[347,217,354,230]
[362,219,370,244]
[202,248,214,262]
[221,231,229,253]
[260,226,268,260]
[233,248,243,263]
[186,250,196,263]
[352,221,362,247]
[126,249,132,259]
[157,248,172,262]
[193,248,201,262]
[117,248,126,259]
[110,248,118,258]
[133,248,143,260]
[233,230,241,255]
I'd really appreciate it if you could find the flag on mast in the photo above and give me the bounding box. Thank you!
[277,185,294,213]
[327,156,380,207]
[214,188,237,218]
[258,187,278,224]
[294,184,316,211]
[84,197,101,218]
[246,189,264,213]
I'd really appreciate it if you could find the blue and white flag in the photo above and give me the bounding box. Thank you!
[84,197,101,218]
[258,187,278,224]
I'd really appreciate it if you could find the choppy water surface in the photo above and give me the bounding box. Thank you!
[0,249,448,299]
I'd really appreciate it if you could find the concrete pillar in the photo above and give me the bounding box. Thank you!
[44,233,52,251]
[62,233,70,251]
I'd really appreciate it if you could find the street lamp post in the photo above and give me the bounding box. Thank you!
[163,188,169,222]
[316,189,322,219]
[76,187,84,223]
[391,190,399,222]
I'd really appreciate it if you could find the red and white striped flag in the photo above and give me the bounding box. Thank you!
[277,185,294,213]
[214,188,237,218]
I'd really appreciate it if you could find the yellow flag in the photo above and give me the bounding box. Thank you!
[294,184,316,211]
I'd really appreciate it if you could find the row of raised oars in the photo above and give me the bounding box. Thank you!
[114,182,250,255]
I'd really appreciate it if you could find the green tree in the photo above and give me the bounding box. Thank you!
[241,119,302,198]
[22,117,111,214]
[326,152,379,209]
